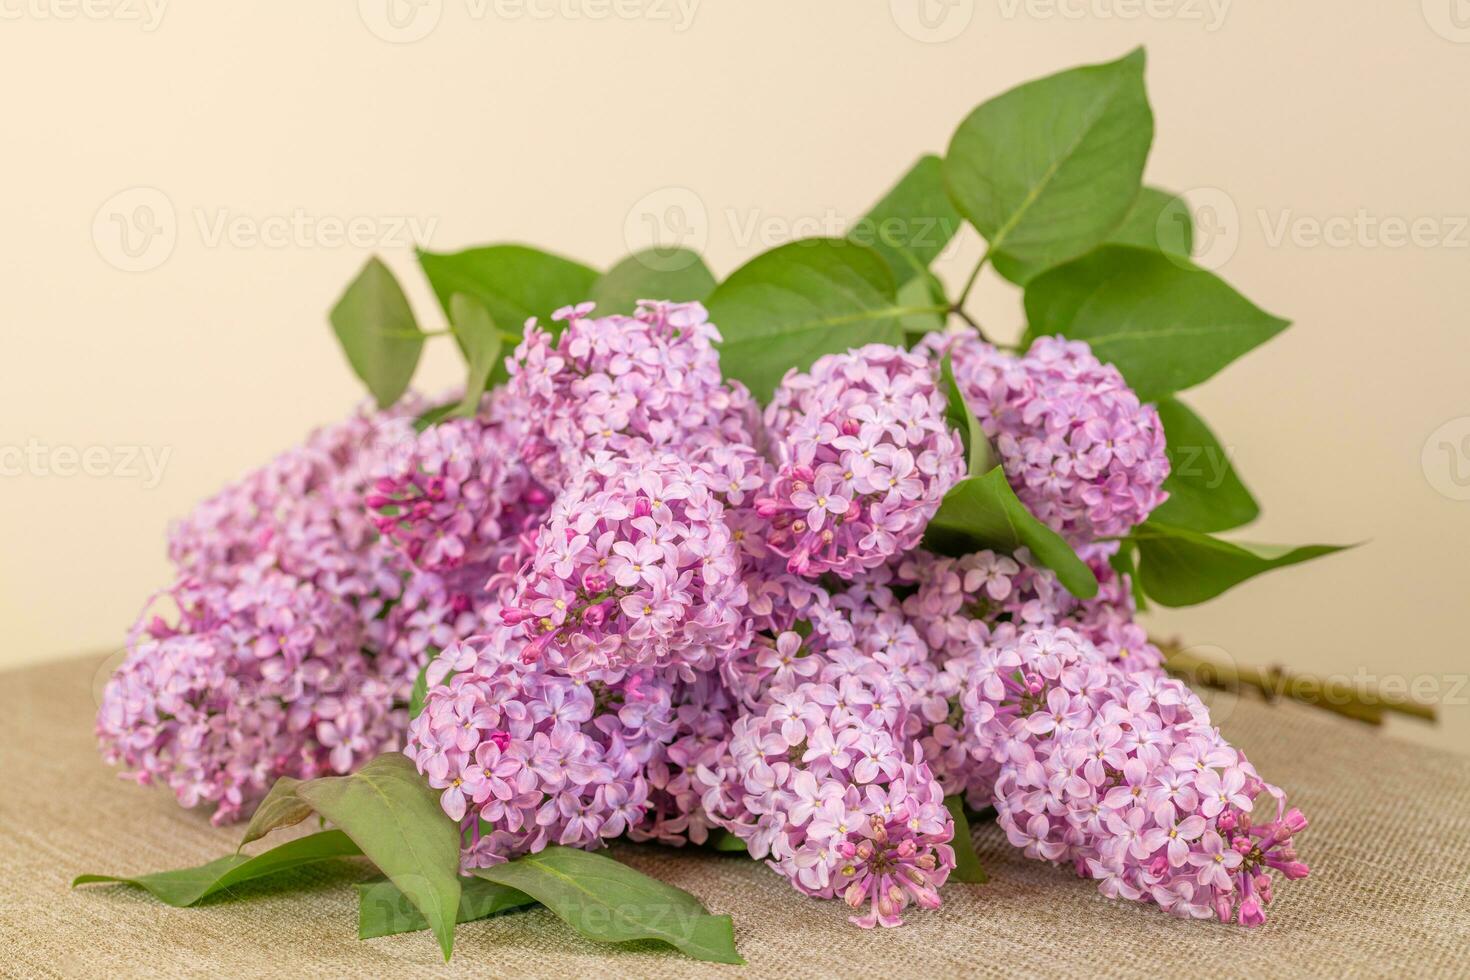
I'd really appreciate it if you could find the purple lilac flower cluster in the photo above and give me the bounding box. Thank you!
[103,301,1308,930]
[927,329,1170,546]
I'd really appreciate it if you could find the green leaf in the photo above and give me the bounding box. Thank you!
[239,777,311,849]
[1022,245,1290,400]
[475,846,743,965]
[356,876,535,939]
[295,753,463,961]
[1131,522,1351,607]
[850,155,962,282]
[924,467,1099,599]
[994,185,1191,285]
[940,354,990,477]
[589,249,716,315]
[943,796,988,884]
[408,662,432,721]
[945,48,1153,272]
[897,271,949,338]
[415,402,457,432]
[706,830,751,854]
[329,257,424,409]
[1151,396,1259,532]
[449,293,503,417]
[73,831,361,907]
[707,238,904,402]
[417,244,598,343]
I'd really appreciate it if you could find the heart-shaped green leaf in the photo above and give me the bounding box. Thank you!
[924,467,1098,599]
[943,796,989,884]
[1131,522,1351,607]
[708,238,906,402]
[851,155,962,282]
[73,830,361,907]
[449,293,503,416]
[589,249,716,315]
[356,876,535,939]
[1022,245,1290,400]
[994,184,1191,285]
[329,257,424,409]
[417,244,598,344]
[295,753,463,960]
[945,48,1152,272]
[474,846,743,965]
[1150,396,1259,533]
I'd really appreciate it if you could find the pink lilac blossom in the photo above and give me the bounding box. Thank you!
[963,625,1309,925]
[500,450,748,675]
[403,629,678,867]
[756,345,966,579]
[925,330,1170,546]
[504,300,759,488]
[700,672,957,928]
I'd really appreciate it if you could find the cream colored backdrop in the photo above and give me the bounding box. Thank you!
[2,2,1466,753]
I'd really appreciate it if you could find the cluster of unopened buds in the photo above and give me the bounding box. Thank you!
[99,299,1307,927]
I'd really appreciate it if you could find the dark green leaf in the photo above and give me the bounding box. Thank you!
[940,354,991,477]
[475,846,743,965]
[897,271,949,338]
[1022,245,1290,400]
[1151,396,1259,532]
[408,662,432,721]
[1131,521,1351,607]
[707,830,750,854]
[415,402,457,432]
[850,155,962,282]
[589,249,716,315]
[449,293,503,417]
[945,48,1152,272]
[707,238,904,402]
[993,185,1191,285]
[356,875,535,939]
[73,831,361,907]
[329,257,424,409]
[1108,539,1149,611]
[924,467,1099,599]
[239,777,311,848]
[417,244,598,344]
[943,796,988,884]
[295,753,463,960]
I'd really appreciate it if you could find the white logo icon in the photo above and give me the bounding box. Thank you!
[92,187,177,272]
[890,0,975,43]
[359,0,443,43]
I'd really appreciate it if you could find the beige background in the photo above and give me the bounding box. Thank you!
[1,3,1466,754]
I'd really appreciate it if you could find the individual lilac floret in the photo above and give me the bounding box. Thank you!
[500,451,747,675]
[701,674,957,928]
[97,570,407,824]
[756,345,965,579]
[504,300,759,487]
[403,631,677,867]
[927,330,1170,546]
[962,625,1309,926]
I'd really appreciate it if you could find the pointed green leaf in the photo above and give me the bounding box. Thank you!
[73,830,361,907]
[1131,521,1351,607]
[417,244,598,344]
[945,48,1152,271]
[589,249,716,316]
[994,185,1191,285]
[295,753,463,960]
[897,271,949,338]
[1022,245,1290,400]
[708,238,904,402]
[940,354,990,477]
[329,257,424,409]
[924,467,1098,599]
[943,796,988,884]
[707,830,751,854]
[1151,396,1259,532]
[415,402,457,432]
[475,846,743,965]
[851,155,962,282]
[356,876,535,939]
[449,293,503,417]
[239,777,311,849]
[408,662,432,721]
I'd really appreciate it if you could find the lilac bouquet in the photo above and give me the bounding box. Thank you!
[83,50,1397,964]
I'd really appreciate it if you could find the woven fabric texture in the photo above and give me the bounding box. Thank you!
[2,653,1467,979]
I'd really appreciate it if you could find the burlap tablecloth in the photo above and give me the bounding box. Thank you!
[2,654,1467,978]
